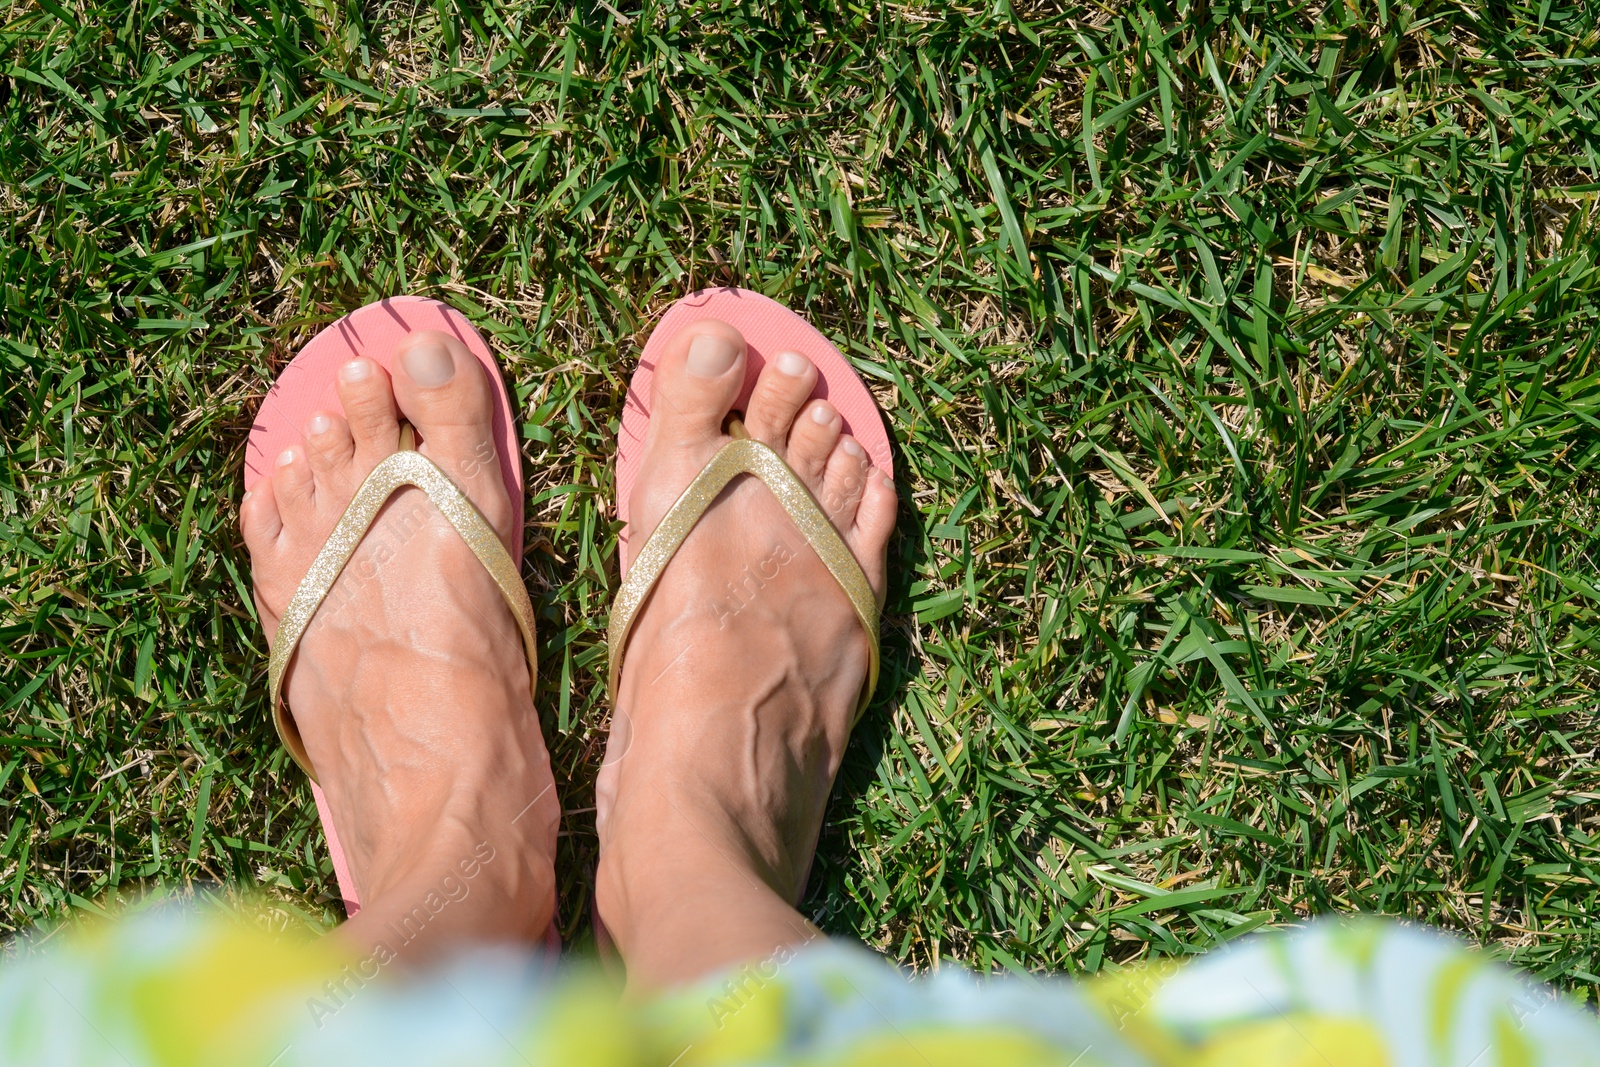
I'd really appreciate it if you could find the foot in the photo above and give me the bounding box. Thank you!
[594,319,897,988]
[241,331,559,955]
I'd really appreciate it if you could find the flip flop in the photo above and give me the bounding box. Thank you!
[244,296,547,942]
[597,287,894,959]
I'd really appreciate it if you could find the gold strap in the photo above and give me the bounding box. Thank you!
[606,418,880,724]
[266,423,537,782]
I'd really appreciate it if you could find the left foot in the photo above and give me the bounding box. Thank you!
[241,331,559,954]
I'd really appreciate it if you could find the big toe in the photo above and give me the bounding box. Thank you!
[389,329,514,544]
[648,319,746,447]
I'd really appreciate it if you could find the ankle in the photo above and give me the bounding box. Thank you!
[359,812,495,896]
[347,822,555,958]
[596,783,792,940]
[596,823,817,989]
[337,755,559,948]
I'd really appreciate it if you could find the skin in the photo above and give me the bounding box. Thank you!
[242,320,895,990]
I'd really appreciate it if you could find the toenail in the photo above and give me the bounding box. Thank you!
[340,359,371,382]
[276,448,297,467]
[776,351,810,377]
[811,403,835,424]
[402,339,456,387]
[687,333,738,378]
[841,438,863,458]
[306,414,331,435]
[242,491,252,503]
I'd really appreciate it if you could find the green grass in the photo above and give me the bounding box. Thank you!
[5,0,1600,996]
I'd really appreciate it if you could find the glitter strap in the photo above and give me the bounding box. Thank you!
[606,418,880,725]
[266,423,537,782]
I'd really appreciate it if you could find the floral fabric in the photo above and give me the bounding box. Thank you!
[1,903,1593,1066]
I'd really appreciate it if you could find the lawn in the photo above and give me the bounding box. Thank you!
[5,0,1600,995]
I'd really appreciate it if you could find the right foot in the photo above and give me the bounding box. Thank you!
[594,319,897,987]
[241,331,559,954]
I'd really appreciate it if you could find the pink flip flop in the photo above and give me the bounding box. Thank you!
[244,297,550,945]
[596,288,893,961]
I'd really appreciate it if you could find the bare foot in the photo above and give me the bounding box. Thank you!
[241,331,559,957]
[594,319,897,989]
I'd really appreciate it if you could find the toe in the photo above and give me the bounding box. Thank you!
[649,319,746,447]
[240,478,283,552]
[820,436,872,528]
[785,399,841,488]
[303,410,355,493]
[742,350,817,448]
[849,469,897,602]
[335,357,400,458]
[272,445,316,519]
[389,330,514,545]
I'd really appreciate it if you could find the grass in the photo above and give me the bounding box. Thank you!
[4,0,1600,997]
